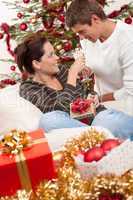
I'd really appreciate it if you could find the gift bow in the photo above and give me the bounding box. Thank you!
[71,98,94,114]
[0,130,31,154]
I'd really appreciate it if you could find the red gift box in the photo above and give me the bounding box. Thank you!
[0,129,56,196]
[70,98,96,123]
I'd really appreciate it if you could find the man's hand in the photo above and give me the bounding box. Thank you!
[99,92,115,102]
[81,67,93,78]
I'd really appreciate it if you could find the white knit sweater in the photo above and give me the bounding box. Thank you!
[81,20,133,100]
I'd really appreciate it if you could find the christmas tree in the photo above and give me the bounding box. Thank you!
[0,0,133,87]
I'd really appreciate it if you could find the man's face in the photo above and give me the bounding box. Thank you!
[72,16,102,42]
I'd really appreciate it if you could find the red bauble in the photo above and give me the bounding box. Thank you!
[10,65,16,71]
[0,23,9,33]
[58,14,65,23]
[1,79,16,85]
[84,147,105,162]
[101,139,121,153]
[42,0,48,6]
[63,42,72,51]
[124,17,132,24]
[17,12,23,19]
[0,33,4,39]
[99,193,111,200]
[19,23,28,31]
[23,0,30,3]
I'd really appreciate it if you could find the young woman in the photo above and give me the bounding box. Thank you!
[15,33,133,139]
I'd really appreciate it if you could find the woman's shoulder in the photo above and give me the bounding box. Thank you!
[19,79,47,96]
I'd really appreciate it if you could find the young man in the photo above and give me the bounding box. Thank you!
[65,0,133,139]
[66,0,133,103]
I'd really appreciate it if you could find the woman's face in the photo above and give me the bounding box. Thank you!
[33,41,59,75]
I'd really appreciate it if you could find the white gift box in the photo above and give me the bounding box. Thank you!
[74,140,133,179]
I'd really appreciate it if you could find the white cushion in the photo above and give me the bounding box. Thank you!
[0,84,42,133]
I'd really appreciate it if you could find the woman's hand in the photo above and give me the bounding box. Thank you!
[67,56,86,87]
[70,56,86,75]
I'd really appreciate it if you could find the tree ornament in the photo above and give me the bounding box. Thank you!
[0,33,4,39]
[10,65,16,71]
[124,17,132,24]
[0,23,9,33]
[63,41,72,51]
[42,0,49,6]
[23,0,30,3]
[17,12,23,19]
[19,23,28,31]
[99,193,111,200]
[58,14,65,23]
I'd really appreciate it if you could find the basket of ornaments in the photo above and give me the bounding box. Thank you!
[65,127,133,180]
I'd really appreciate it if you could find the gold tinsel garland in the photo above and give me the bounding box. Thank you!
[0,128,133,199]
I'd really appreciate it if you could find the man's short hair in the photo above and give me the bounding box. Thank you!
[66,0,107,28]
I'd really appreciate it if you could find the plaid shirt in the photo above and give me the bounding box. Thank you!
[20,65,84,113]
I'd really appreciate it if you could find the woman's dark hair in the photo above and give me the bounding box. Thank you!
[14,33,48,74]
[66,0,107,28]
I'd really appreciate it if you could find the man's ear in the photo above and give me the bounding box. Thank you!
[32,60,41,70]
[91,14,101,25]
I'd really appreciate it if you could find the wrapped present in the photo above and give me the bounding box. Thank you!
[0,129,56,196]
[70,97,96,121]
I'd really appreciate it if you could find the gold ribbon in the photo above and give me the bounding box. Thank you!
[15,137,47,191]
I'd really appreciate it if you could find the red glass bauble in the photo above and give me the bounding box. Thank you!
[84,147,105,162]
[10,65,16,71]
[23,0,30,3]
[101,139,121,153]
[19,23,28,31]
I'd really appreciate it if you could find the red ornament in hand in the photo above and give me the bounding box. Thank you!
[101,139,121,153]
[19,23,28,31]
[63,42,72,51]
[84,147,105,162]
